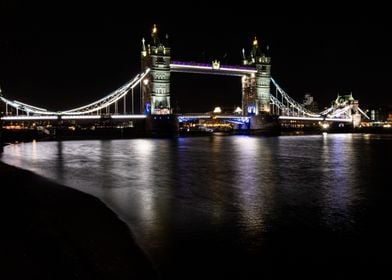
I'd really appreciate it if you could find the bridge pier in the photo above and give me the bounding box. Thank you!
[248,114,280,133]
[145,114,178,135]
[242,37,277,132]
[140,25,178,135]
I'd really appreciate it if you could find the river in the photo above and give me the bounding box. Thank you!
[2,133,391,279]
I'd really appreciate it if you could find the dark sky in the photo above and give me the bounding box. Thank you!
[1,1,391,113]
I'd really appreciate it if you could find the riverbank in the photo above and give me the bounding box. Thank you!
[0,161,158,279]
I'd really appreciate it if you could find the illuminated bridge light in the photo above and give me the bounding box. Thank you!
[178,115,211,120]
[1,116,58,121]
[279,116,352,122]
[111,115,147,119]
[61,115,102,120]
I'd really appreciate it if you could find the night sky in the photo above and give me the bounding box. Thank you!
[1,1,391,113]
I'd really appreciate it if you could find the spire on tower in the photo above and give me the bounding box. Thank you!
[165,33,169,46]
[151,24,159,45]
[141,37,147,57]
[251,36,261,60]
[142,38,146,51]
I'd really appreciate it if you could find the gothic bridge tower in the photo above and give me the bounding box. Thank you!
[141,24,171,115]
[242,37,271,116]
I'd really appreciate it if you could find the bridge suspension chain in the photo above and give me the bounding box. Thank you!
[61,68,150,115]
[0,69,150,116]
[270,78,321,118]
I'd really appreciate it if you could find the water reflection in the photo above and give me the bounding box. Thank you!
[2,134,391,277]
[320,134,360,231]
[231,136,267,237]
[98,139,174,251]
[54,141,65,182]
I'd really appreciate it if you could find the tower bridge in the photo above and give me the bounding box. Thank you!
[0,24,369,133]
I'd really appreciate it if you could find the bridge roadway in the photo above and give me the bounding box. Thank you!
[0,114,352,123]
[0,115,147,121]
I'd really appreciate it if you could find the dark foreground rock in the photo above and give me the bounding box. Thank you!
[0,162,159,279]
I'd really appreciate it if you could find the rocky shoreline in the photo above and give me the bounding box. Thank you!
[0,161,159,279]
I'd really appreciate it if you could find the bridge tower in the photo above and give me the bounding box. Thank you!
[332,93,362,128]
[242,37,271,116]
[141,24,171,115]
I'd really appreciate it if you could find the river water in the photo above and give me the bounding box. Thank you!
[2,133,392,279]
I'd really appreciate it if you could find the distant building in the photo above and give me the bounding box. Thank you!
[0,86,7,116]
[368,106,391,122]
[302,93,319,113]
[386,106,392,122]
[388,112,392,122]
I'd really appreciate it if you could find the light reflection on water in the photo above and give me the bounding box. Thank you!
[320,134,359,230]
[2,133,391,277]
